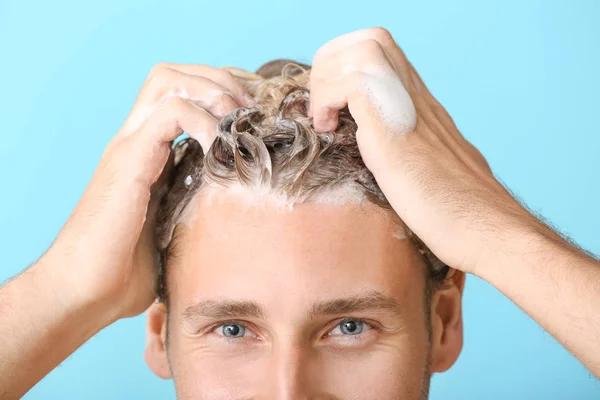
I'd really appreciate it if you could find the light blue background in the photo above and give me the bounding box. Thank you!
[1,0,599,398]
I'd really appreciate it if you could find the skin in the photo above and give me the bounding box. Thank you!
[143,188,464,399]
[0,27,598,399]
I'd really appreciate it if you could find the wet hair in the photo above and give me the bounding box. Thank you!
[154,59,451,303]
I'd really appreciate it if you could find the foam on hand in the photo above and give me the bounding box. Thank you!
[361,64,417,137]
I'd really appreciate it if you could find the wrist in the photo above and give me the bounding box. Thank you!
[0,253,119,398]
[472,210,585,282]
[37,247,121,330]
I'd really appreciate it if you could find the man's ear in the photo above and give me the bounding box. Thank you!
[429,270,466,372]
[144,301,172,379]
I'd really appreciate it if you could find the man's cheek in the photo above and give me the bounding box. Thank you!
[170,349,261,400]
[314,344,428,398]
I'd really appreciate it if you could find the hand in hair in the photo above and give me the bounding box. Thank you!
[309,28,500,273]
[60,63,255,318]
[309,27,600,377]
[0,63,255,399]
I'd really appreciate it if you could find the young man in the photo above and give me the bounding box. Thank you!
[1,28,598,399]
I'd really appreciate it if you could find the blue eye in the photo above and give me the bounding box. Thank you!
[220,323,246,338]
[330,319,367,336]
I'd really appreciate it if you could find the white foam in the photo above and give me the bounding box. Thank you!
[175,181,368,229]
[306,183,366,205]
[392,225,407,240]
[335,59,417,138]
[360,64,417,136]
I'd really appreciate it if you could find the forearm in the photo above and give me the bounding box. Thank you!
[0,253,117,399]
[476,219,600,377]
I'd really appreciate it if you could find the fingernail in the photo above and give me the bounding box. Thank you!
[314,117,333,133]
[312,107,338,132]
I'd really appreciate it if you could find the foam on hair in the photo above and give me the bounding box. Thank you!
[154,60,450,301]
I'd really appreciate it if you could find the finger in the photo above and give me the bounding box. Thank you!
[310,38,415,134]
[160,63,256,107]
[118,97,218,186]
[309,39,395,117]
[122,67,241,136]
[136,96,218,153]
[313,27,391,63]
[309,73,354,132]
[311,39,394,82]
[314,27,413,90]
[311,69,416,137]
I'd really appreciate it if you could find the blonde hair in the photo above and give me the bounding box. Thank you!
[154,60,450,301]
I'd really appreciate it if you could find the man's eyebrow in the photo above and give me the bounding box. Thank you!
[309,290,403,318]
[180,291,402,322]
[182,299,265,321]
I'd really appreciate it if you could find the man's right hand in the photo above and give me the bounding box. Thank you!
[44,63,255,319]
[308,27,600,377]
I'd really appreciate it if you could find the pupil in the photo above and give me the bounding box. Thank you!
[344,321,357,332]
[223,324,242,337]
[341,320,362,335]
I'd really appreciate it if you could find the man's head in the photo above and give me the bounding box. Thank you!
[144,60,465,399]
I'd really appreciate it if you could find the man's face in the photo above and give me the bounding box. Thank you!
[144,187,464,399]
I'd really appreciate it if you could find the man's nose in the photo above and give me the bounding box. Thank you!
[259,337,343,400]
[264,339,311,400]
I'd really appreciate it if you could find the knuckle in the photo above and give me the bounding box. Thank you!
[369,26,393,42]
[359,39,385,57]
[218,69,242,93]
[218,68,235,82]
[146,68,177,102]
[149,62,170,77]
[161,95,187,112]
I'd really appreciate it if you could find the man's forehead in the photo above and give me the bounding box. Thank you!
[165,184,422,310]
[176,183,405,239]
